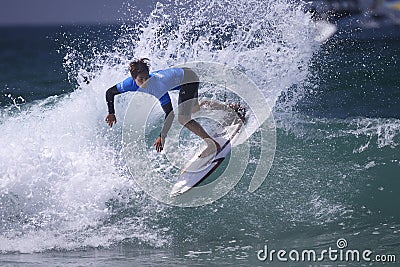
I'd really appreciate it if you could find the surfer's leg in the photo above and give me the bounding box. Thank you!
[178,116,220,157]
[179,68,220,157]
[192,100,200,113]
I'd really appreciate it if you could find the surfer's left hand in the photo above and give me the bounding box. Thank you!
[153,136,165,152]
[105,114,117,127]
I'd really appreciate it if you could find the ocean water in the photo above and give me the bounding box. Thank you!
[0,0,399,266]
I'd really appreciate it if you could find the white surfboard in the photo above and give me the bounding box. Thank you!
[170,121,242,197]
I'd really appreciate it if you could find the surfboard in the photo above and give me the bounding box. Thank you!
[170,121,243,197]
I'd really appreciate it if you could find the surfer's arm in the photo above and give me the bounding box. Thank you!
[105,85,121,114]
[160,101,174,138]
[153,102,174,152]
[106,77,137,115]
[105,85,121,127]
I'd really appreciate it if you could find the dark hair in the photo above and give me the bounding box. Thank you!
[129,58,150,78]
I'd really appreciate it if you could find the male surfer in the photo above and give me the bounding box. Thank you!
[105,58,221,157]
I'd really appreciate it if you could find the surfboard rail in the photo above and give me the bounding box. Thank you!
[170,121,243,197]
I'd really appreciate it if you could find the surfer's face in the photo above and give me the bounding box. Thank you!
[134,72,149,88]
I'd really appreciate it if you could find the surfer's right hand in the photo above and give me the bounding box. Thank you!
[105,114,117,127]
[153,136,165,152]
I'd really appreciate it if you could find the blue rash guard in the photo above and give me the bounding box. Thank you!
[106,67,194,138]
[116,68,184,106]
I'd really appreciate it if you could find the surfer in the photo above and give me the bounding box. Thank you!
[105,58,221,157]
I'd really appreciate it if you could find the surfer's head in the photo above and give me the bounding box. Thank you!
[130,58,150,87]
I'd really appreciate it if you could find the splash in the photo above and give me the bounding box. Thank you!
[0,0,320,253]
[130,0,319,107]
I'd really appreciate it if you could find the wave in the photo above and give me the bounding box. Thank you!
[0,0,323,253]
[275,112,400,151]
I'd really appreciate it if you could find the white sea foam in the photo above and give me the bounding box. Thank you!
[0,0,320,253]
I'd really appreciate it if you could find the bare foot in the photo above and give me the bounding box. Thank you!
[199,139,221,158]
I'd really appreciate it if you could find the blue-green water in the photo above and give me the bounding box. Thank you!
[0,0,399,266]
